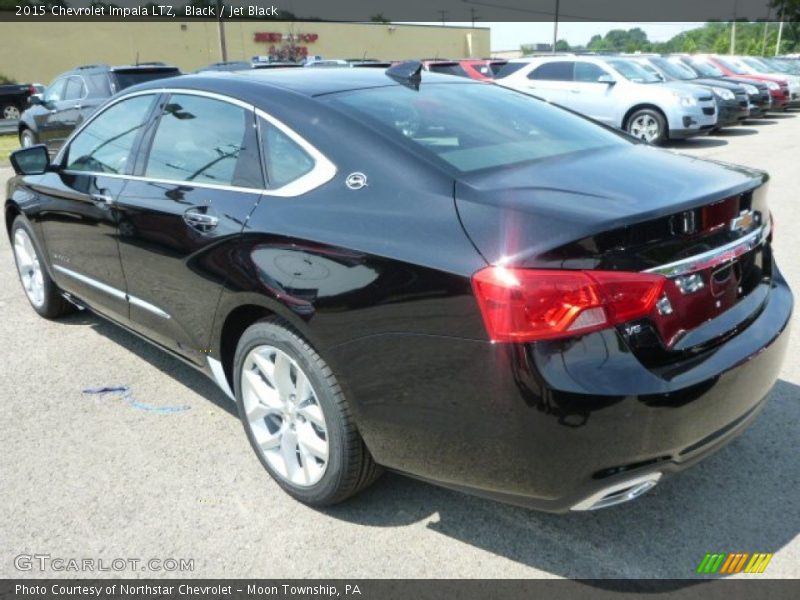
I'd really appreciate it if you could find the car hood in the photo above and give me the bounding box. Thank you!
[454,144,764,267]
[659,81,712,98]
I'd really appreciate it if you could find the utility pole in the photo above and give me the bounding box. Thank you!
[470,7,478,28]
[776,19,784,56]
[552,0,560,53]
[438,10,447,26]
[761,7,771,55]
[730,0,738,55]
[217,0,228,62]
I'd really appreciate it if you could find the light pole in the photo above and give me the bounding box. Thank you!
[552,0,560,53]
[217,0,228,62]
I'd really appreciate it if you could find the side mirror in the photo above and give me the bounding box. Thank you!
[28,94,43,106]
[597,74,616,85]
[10,145,51,176]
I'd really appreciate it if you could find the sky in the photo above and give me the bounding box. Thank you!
[421,22,705,51]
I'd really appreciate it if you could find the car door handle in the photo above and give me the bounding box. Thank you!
[91,192,115,207]
[183,207,219,230]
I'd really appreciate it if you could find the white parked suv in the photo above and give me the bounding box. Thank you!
[495,55,719,144]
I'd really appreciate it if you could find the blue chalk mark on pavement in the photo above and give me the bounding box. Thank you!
[82,385,191,413]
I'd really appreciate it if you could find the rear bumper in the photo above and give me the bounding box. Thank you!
[334,269,792,513]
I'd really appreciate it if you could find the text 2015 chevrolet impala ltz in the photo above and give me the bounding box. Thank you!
[5,64,792,512]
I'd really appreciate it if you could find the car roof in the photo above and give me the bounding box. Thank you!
[128,67,472,98]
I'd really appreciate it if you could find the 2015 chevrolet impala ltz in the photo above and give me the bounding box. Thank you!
[5,64,792,511]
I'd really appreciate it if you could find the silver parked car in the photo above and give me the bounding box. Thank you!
[496,55,718,144]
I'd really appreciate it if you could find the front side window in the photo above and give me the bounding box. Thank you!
[66,95,156,174]
[260,120,315,189]
[529,61,574,81]
[145,94,262,188]
[44,78,67,103]
[326,82,627,173]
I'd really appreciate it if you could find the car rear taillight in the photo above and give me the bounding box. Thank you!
[471,267,666,343]
[28,85,36,95]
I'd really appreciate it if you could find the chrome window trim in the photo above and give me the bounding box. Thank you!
[644,222,769,278]
[255,108,337,197]
[53,265,171,320]
[56,88,337,198]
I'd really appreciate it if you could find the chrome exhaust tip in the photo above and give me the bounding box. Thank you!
[570,472,662,511]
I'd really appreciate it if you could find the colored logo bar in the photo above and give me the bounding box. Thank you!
[696,552,773,574]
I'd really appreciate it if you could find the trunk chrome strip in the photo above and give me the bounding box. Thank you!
[644,223,769,278]
[53,265,171,319]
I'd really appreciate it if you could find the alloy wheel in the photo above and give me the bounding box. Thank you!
[630,115,660,143]
[2,105,20,120]
[13,228,45,308]
[241,345,329,487]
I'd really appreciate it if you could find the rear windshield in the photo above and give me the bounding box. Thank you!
[605,59,662,83]
[427,63,470,78]
[714,57,749,75]
[650,57,695,80]
[686,58,724,77]
[325,83,626,173]
[111,68,180,91]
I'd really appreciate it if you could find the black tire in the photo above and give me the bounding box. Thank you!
[10,216,74,319]
[2,103,20,120]
[19,128,37,148]
[233,318,382,506]
[625,108,668,145]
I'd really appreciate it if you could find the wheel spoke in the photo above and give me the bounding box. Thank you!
[273,352,295,396]
[297,423,328,461]
[297,402,325,429]
[14,241,33,269]
[251,351,276,388]
[243,369,282,409]
[295,372,312,403]
[253,425,282,453]
[280,428,300,480]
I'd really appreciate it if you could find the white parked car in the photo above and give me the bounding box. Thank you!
[495,55,718,144]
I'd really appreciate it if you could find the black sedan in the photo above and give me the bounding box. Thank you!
[5,64,792,512]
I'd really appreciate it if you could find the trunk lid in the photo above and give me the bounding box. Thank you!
[455,145,773,365]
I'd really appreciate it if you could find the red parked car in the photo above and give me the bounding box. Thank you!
[702,54,791,110]
[423,59,508,81]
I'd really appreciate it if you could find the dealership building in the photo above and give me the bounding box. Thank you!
[2,21,490,84]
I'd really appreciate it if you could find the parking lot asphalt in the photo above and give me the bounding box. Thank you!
[1,115,798,580]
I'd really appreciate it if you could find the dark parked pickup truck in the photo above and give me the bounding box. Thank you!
[0,83,35,120]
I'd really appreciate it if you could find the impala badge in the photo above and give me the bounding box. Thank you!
[345,172,368,190]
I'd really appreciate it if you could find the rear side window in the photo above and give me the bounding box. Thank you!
[574,62,607,83]
[145,94,262,188]
[66,95,156,174]
[259,120,315,189]
[494,62,527,79]
[85,73,112,97]
[64,77,86,101]
[529,61,574,81]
